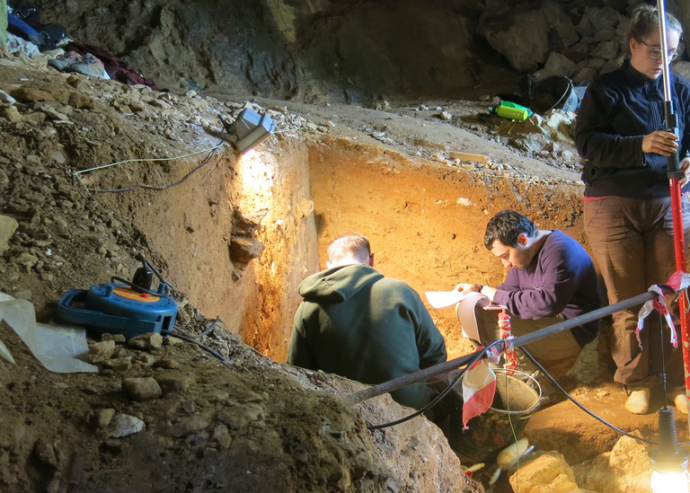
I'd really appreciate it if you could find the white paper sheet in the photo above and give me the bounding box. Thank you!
[425,291,467,309]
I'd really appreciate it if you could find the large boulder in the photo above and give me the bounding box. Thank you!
[477,1,577,72]
[573,431,654,493]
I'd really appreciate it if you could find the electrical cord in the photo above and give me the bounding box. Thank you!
[95,145,221,193]
[367,340,503,431]
[137,254,176,291]
[178,316,220,339]
[110,276,171,297]
[520,346,689,446]
[160,329,231,364]
[74,143,225,176]
[171,315,267,358]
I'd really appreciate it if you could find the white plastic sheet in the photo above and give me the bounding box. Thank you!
[0,292,97,373]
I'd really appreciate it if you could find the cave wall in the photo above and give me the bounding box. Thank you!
[28,0,690,100]
[31,0,484,100]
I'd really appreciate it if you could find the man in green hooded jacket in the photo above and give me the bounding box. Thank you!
[287,233,447,410]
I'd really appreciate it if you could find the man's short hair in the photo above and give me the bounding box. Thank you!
[327,233,371,264]
[484,210,538,250]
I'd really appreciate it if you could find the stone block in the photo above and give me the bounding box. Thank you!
[122,377,162,401]
[10,87,54,102]
[88,340,115,363]
[508,451,578,493]
[127,332,163,350]
[0,214,18,254]
[154,375,196,395]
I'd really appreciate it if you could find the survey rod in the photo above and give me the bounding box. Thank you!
[656,0,690,432]
[343,292,657,406]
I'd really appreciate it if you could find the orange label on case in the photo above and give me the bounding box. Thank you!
[113,287,159,303]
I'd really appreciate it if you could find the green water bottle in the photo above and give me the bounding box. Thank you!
[490,101,533,121]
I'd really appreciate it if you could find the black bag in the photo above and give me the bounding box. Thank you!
[529,76,578,114]
[40,24,68,46]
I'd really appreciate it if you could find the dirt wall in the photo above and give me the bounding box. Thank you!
[102,138,318,362]
[231,139,320,361]
[308,137,587,359]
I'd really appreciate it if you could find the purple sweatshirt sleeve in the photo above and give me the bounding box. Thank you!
[492,234,582,320]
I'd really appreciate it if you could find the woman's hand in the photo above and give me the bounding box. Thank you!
[642,130,679,156]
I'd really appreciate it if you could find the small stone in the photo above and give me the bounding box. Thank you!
[10,87,54,102]
[51,151,66,164]
[229,237,265,267]
[109,414,145,438]
[22,112,47,125]
[34,438,58,468]
[101,357,132,372]
[89,341,116,364]
[128,101,145,112]
[154,375,196,395]
[153,358,179,369]
[0,170,8,189]
[94,408,116,429]
[0,215,19,254]
[163,337,183,346]
[133,353,155,367]
[127,333,163,351]
[217,404,264,430]
[66,75,82,88]
[0,105,22,123]
[185,90,197,98]
[101,333,126,343]
[167,416,209,438]
[122,377,162,402]
[68,92,97,109]
[36,103,69,121]
[438,111,452,121]
[212,424,232,448]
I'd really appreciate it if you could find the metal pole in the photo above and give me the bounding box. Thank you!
[344,292,656,406]
[656,0,690,431]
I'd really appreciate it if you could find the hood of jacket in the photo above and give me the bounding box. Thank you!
[299,263,383,302]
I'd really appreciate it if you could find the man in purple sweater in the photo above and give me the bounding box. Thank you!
[456,210,600,362]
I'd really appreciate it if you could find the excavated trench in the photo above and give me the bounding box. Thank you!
[102,134,587,363]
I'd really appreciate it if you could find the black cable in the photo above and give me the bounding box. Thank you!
[367,340,503,431]
[136,254,176,291]
[177,316,220,339]
[161,329,231,364]
[110,276,170,297]
[94,145,221,193]
[520,346,688,446]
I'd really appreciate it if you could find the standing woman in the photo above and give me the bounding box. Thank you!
[576,4,690,415]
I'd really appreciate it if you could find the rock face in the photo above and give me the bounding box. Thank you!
[33,0,477,99]
[477,2,577,73]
